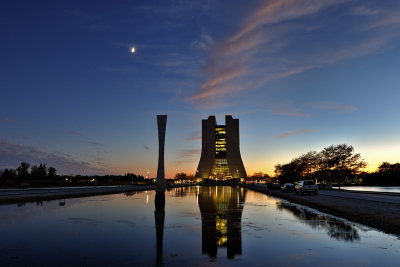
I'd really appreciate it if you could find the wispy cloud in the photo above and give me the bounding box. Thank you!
[312,101,357,113]
[70,131,85,137]
[174,148,201,167]
[86,141,104,146]
[352,6,382,16]
[228,0,352,44]
[317,34,395,65]
[366,10,400,30]
[274,129,316,140]
[185,131,201,142]
[85,141,107,154]
[185,136,201,142]
[189,0,355,107]
[181,149,201,158]
[191,28,214,51]
[0,117,16,124]
[274,101,309,117]
[0,139,107,174]
[189,0,400,108]
[0,139,107,175]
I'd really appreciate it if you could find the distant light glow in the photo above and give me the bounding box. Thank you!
[131,47,136,54]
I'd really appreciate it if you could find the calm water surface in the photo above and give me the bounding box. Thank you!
[0,186,399,266]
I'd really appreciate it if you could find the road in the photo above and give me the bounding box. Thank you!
[318,190,400,204]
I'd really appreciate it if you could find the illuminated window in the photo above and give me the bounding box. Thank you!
[212,126,232,179]
[216,216,228,246]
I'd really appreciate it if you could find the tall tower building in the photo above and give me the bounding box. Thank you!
[196,115,246,183]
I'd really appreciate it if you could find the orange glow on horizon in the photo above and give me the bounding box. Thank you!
[102,142,400,177]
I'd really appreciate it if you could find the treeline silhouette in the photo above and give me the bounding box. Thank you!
[361,162,400,186]
[0,162,145,187]
[274,144,400,186]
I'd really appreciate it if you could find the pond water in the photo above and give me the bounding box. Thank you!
[0,186,399,266]
[334,186,400,194]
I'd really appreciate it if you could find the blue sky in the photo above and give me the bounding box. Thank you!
[1,0,400,177]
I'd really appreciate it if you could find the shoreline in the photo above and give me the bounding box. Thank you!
[0,185,156,204]
[242,184,400,236]
[0,184,191,205]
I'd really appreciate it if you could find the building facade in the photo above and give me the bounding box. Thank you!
[196,115,247,183]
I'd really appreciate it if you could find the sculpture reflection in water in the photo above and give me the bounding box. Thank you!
[276,201,362,242]
[198,186,246,260]
[154,191,165,266]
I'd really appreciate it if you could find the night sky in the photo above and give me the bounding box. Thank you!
[1,0,400,177]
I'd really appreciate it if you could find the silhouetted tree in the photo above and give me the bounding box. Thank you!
[48,167,57,179]
[252,172,264,178]
[125,173,138,182]
[275,155,311,184]
[275,162,299,184]
[185,173,196,182]
[378,162,391,173]
[299,151,320,179]
[29,163,48,180]
[320,144,366,188]
[17,162,30,180]
[38,163,47,178]
[123,173,145,182]
[30,165,40,179]
[1,169,17,180]
[175,172,187,181]
[363,162,400,185]
[275,145,366,186]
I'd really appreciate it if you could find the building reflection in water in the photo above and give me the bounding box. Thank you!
[276,201,361,242]
[197,186,246,260]
[154,191,165,266]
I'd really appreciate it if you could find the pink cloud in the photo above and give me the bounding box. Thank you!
[0,138,107,175]
[274,129,316,140]
[312,101,357,113]
[274,101,310,117]
[189,0,400,109]
[70,131,85,137]
[189,0,354,107]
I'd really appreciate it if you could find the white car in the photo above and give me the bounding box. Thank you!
[295,180,318,195]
